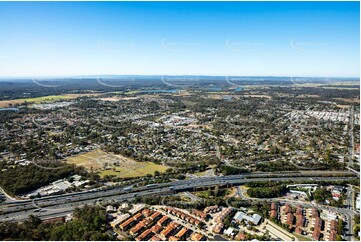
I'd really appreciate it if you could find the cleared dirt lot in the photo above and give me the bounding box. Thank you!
[64,149,169,178]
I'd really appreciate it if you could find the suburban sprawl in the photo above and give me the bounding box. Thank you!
[0,77,359,241]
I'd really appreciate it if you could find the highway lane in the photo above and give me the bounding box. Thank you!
[0,175,356,223]
[0,171,346,209]
[1,175,356,210]
[1,170,355,207]
[1,174,355,211]
[0,187,173,222]
[348,106,354,168]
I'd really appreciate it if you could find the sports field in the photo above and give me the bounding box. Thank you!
[64,149,169,178]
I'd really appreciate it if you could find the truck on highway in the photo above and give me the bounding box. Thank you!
[124,186,133,192]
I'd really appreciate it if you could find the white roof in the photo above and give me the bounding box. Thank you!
[224,227,234,236]
[53,181,71,190]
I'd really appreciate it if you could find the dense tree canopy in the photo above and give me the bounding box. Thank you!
[247,185,288,198]
[0,163,82,195]
[220,165,249,175]
[0,205,113,241]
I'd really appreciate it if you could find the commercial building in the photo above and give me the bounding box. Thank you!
[233,211,262,225]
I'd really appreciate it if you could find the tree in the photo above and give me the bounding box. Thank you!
[0,206,113,241]
[337,219,344,235]
[314,188,332,203]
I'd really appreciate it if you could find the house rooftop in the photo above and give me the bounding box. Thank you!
[190,232,204,241]
[175,227,188,238]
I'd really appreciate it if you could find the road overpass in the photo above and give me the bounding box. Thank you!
[0,172,357,223]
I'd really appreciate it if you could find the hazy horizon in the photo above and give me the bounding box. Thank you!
[0,75,360,80]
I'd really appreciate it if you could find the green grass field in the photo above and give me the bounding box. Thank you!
[0,95,74,107]
[124,90,140,95]
[19,95,73,103]
[0,93,102,108]
[100,162,169,178]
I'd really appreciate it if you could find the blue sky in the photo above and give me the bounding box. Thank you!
[0,1,359,77]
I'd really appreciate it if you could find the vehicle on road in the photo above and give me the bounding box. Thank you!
[146,184,158,188]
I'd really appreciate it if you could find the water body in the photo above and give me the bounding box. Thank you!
[205,87,222,91]
[139,89,180,93]
[0,108,19,112]
[234,86,243,91]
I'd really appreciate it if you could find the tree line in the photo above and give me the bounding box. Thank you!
[0,163,84,195]
[0,205,113,240]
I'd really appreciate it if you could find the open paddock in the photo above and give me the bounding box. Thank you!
[0,93,102,108]
[64,149,169,178]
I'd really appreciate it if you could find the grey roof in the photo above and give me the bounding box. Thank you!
[233,211,262,225]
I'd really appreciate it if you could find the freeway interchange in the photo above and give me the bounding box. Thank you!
[0,171,357,224]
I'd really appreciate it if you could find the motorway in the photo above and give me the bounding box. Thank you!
[0,172,357,223]
[348,106,355,168]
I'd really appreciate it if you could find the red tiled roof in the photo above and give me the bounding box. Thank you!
[312,208,319,218]
[43,217,65,223]
[150,235,162,241]
[190,233,204,241]
[313,229,321,240]
[169,236,179,241]
[329,230,337,241]
[270,210,277,219]
[296,215,305,227]
[142,209,153,217]
[119,217,134,230]
[150,224,163,234]
[169,221,179,229]
[314,217,322,229]
[157,216,169,226]
[284,204,292,213]
[235,232,246,241]
[136,229,152,241]
[192,209,207,219]
[150,211,162,221]
[286,213,294,225]
[175,227,188,238]
[271,202,277,211]
[160,226,174,238]
[295,227,303,235]
[330,220,338,231]
[130,223,144,235]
